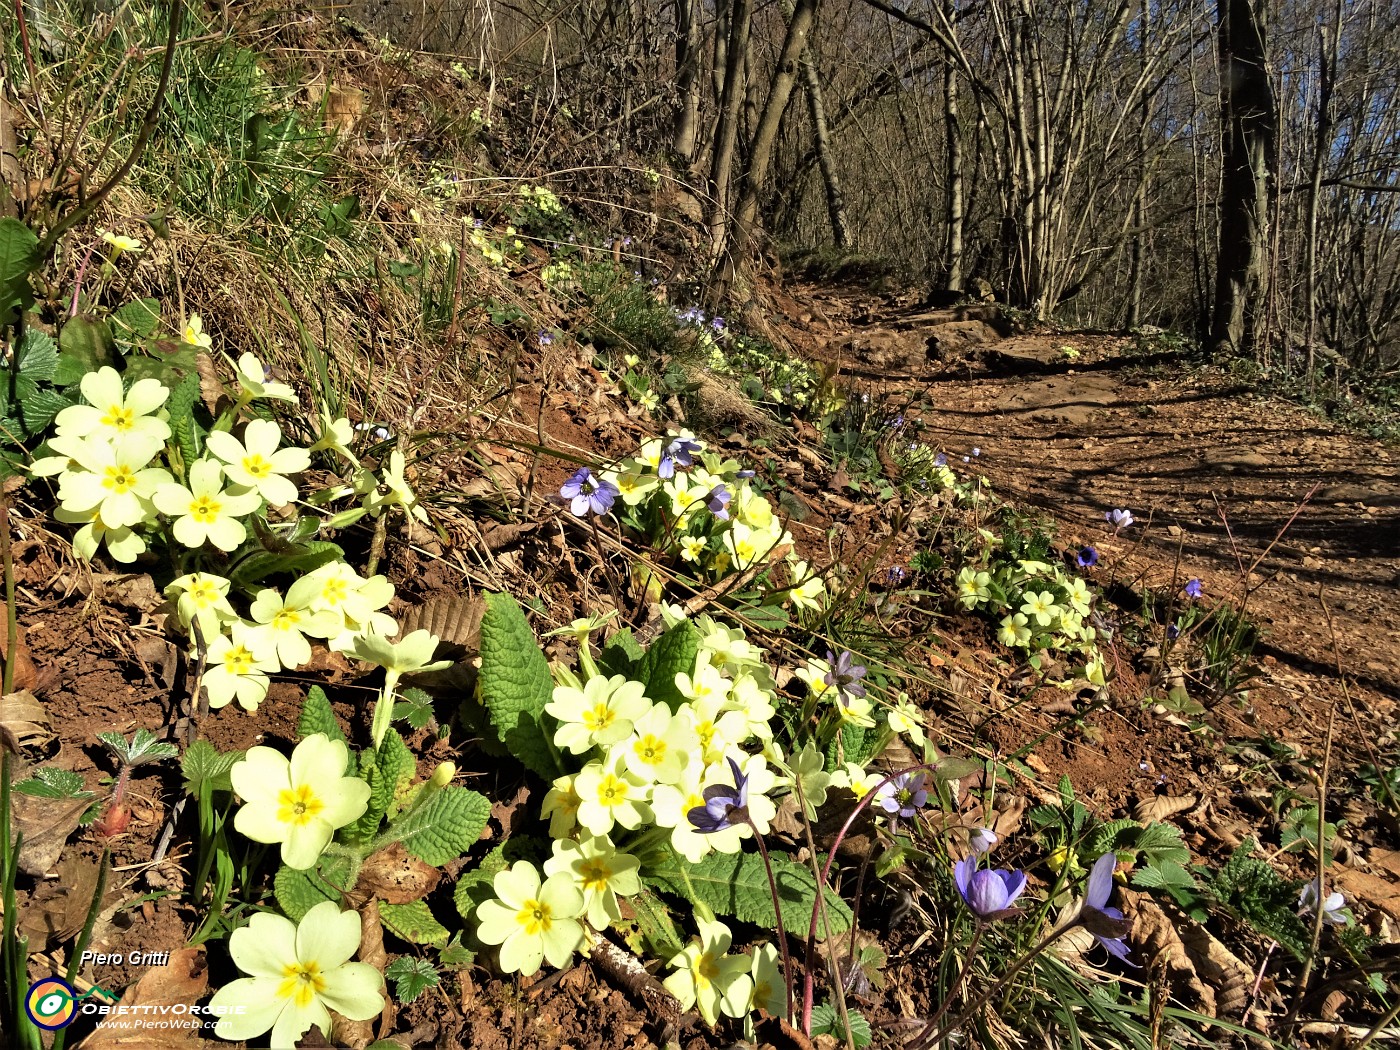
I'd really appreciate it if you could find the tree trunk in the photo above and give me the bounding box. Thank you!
[706,0,753,261]
[1212,0,1277,357]
[942,0,964,291]
[1304,3,1339,386]
[796,8,850,248]
[672,0,702,165]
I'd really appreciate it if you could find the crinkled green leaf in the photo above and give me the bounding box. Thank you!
[475,592,559,777]
[635,619,701,711]
[274,853,354,920]
[378,900,450,946]
[228,540,345,589]
[396,786,490,866]
[596,628,644,679]
[57,315,116,382]
[167,369,203,466]
[109,297,161,341]
[296,686,348,749]
[454,844,510,921]
[0,217,38,321]
[181,739,243,800]
[352,730,416,840]
[384,956,440,1003]
[645,847,852,937]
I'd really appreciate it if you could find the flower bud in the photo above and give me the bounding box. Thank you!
[430,762,456,788]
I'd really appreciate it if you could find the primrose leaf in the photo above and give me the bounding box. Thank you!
[351,730,416,840]
[0,217,38,321]
[396,786,490,866]
[596,628,644,678]
[645,848,853,937]
[166,369,204,465]
[635,619,701,712]
[475,592,558,778]
[274,853,354,920]
[454,844,511,922]
[296,686,348,750]
[379,900,450,947]
[109,297,161,342]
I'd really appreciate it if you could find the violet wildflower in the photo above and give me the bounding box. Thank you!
[1105,508,1135,531]
[1298,880,1349,926]
[887,565,907,585]
[736,469,756,480]
[657,436,702,480]
[954,854,1027,921]
[537,330,554,347]
[877,772,929,819]
[1076,546,1099,569]
[711,317,725,332]
[1166,623,1180,640]
[972,447,981,457]
[1184,578,1203,599]
[560,467,618,517]
[934,453,948,467]
[968,827,998,855]
[687,757,749,834]
[1078,853,1135,964]
[824,650,868,700]
[705,484,732,520]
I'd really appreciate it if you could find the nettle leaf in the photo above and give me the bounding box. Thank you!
[297,686,348,750]
[475,592,558,778]
[16,766,102,824]
[274,853,355,920]
[181,739,243,800]
[384,957,440,1004]
[378,900,450,946]
[397,786,490,866]
[596,628,644,678]
[646,848,853,937]
[352,730,416,840]
[810,1004,872,1047]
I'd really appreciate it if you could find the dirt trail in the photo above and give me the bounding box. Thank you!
[774,279,1400,901]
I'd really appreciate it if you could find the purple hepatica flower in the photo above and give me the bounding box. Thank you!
[1079,853,1135,965]
[934,453,948,467]
[968,827,999,855]
[736,469,756,480]
[954,854,1027,921]
[972,447,981,457]
[877,772,929,819]
[560,467,618,517]
[824,650,868,700]
[1184,578,1203,599]
[1166,623,1180,640]
[687,757,749,833]
[1076,546,1100,569]
[657,436,703,479]
[705,484,732,520]
[887,565,907,585]
[1105,508,1135,531]
[711,317,726,332]
[537,330,554,347]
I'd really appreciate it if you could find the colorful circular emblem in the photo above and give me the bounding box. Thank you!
[26,977,79,1030]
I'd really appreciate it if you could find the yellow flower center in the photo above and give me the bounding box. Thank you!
[241,454,272,479]
[696,952,720,989]
[583,703,615,734]
[277,783,325,827]
[271,607,301,631]
[224,644,256,675]
[190,583,219,607]
[277,961,327,1007]
[595,773,628,807]
[321,579,349,606]
[694,721,716,750]
[101,405,135,431]
[102,464,138,493]
[190,495,223,523]
[514,897,553,936]
[632,735,666,766]
[579,858,612,893]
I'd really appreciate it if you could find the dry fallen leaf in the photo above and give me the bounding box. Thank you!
[0,623,37,692]
[398,596,484,655]
[1133,794,1198,823]
[19,852,103,945]
[13,788,92,876]
[76,948,209,1049]
[355,843,441,904]
[331,902,389,1049]
[0,689,53,753]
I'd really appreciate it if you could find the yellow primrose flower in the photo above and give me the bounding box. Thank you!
[350,629,452,745]
[663,919,753,1027]
[246,587,339,670]
[205,419,311,507]
[786,560,826,612]
[152,458,262,552]
[308,409,361,467]
[232,352,297,403]
[679,535,707,563]
[674,662,730,706]
[620,703,697,785]
[53,366,170,454]
[209,901,384,1047]
[52,435,171,529]
[1019,590,1060,628]
[623,353,640,368]
[1065,577,1093,617]
[749,943,787,1019]
[230,734,371,869]
[887,694,927,747]
[475,861,587,976]
[362,450,429,524]
[546,674,652,755]
[53,502,147,563]
[543,835,642,932]
[166,572,238,639]
[956,567,992,610]
[202,624,279,710]
[540,773,582,837]
[573,754,652,836]
[98,229,143,256]
[998,612,1032,647]
[182,314,213,350]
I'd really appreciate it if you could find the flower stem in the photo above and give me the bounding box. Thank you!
[744,814,794,1024]
[908,922,985,1050]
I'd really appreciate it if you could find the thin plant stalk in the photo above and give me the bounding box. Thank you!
[743,814,795,1024]
[0,491,16,695]
[52,848,111,1050]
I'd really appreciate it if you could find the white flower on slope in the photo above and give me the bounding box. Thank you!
[205,419,311,507]
[53,367,170,454]
[53,503,147,563]
[475,861,587,976]
[246,587,339,670]
[361,450,429,523]
[166,572,238,640]
[153,458,261,551]
[209,901,384,1047]
[663,919,752,1027]
[54,436,171,529]
[231,734,370,869]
